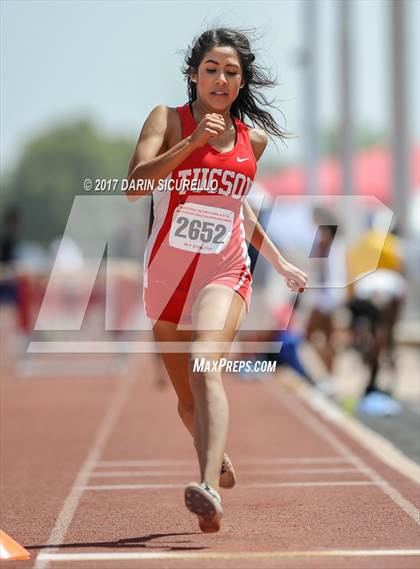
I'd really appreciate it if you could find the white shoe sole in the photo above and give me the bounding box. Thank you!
[184,482,223,533]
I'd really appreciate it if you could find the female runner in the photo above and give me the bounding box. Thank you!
[127,28,308,533]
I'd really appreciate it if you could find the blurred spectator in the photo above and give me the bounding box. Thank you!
[0,207,20,265]
[266,299,317,387]
[0,207,32,334]
[346,222,406,416]
[347,220,404,287]
[0,207,21,304]
[244,299,337,396]
[49,236,84,272]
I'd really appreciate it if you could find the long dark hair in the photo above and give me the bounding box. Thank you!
[182,28,289,141]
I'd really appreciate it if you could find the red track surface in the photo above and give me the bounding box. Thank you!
[2,353,419,569]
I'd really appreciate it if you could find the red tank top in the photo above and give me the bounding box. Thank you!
[144,102,257,287]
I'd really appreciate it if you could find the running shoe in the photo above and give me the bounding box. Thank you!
[219,453,236,489]
[184,482,224,533]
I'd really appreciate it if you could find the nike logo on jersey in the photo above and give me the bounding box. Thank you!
[237,157,250,162]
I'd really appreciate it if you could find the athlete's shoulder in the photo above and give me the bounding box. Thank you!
[165,106,183,147]
[146,105,183,123]
[248,128,268,162]
[145,106,182,148]
[145,105,175,125]
[141,105,170,136]
[165,106,181,126]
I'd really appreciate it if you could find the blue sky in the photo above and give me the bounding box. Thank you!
[1,0,419,173]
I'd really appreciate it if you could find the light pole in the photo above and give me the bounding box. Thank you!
[303,0,319,196]
[390,0,410,238]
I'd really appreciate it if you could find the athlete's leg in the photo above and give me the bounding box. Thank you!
[152,318,236,491]
[152,321,195,436]
[189,284,246,490]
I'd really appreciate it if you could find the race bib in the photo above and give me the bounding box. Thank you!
[169,203,233,254]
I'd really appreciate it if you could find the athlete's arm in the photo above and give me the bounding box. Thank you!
[126,105,189,201]
[243,129,283,270]
[243,200,307,291]
[244,129,308,292]
[126,106,225,201]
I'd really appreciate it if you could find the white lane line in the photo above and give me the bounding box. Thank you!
[36,549,420,562]
[34,374,137,569]
[266,382,420,526]
[90,467,363,477]
[96,459,196,467]
[91,470,194,477]
[298,382,420,485]
[78,483,184,490]
[245,481,377,488]
[95,457,352,467]
[77,481,377,491]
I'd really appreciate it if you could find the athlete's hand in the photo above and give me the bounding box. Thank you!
[279,262,308,293]
[190,113,225,148]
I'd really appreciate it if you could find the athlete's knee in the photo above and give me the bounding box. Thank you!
[189,357,225,400]
[190,339,225,365]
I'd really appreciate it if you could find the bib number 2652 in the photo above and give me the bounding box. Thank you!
[169,203,233,254]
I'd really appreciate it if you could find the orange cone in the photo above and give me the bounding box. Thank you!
[0,530,30,561]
